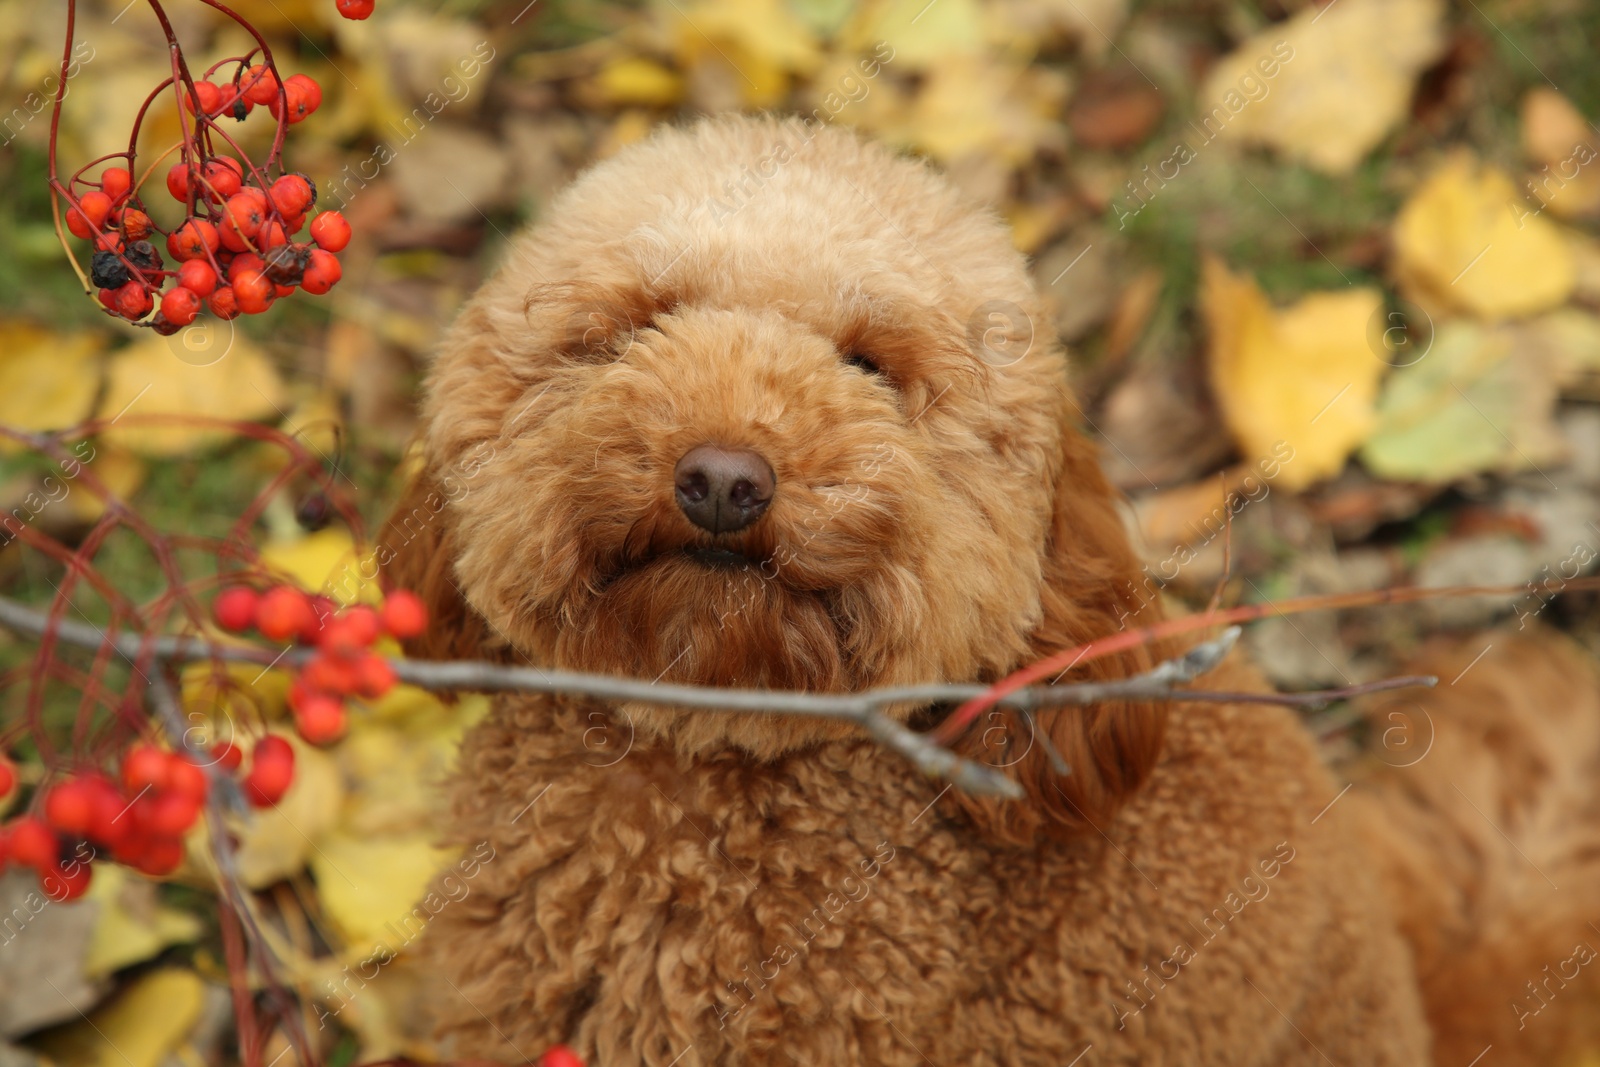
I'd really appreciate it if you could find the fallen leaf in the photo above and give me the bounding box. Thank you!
[0,323,101,451]
[233,733,345,889]
[1360,320,1566,482]
[311,832,452,948]
[260,527,376,603]
[1198,0,1445,174]
[843,0,985,70]
[588,56,685,108]
[82,865,203,979]
[1068,68,1164,151]
[1393,152,1576,320]
[1201,256,1384,491]
[96,334,285,457]
[674,0,821,108]
[32,970,203,1067]
[1520,87,1600,220]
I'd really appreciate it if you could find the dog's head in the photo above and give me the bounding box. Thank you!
[384,116,1167,843]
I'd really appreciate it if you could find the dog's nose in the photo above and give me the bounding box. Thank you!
[674,444,775,534]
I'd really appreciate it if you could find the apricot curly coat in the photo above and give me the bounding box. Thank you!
[386,116,1600,1065]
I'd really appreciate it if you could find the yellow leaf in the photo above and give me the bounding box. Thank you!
[673,0,821,108]
[843,0,985,69]
[1393,153,1576,320]
[1201,256,1384,491]
[0,322,101,451]
[592,56,684,108]
[261,527,377,603]
[1360,320,1566,482]
[96,333,286,456]
[82,865,204,979]
[60,447,146,524]
[233,733,345,888]
[312,832,452,947]
[33,970,204,1067]
[893,59,1062,165]
[1198,0,1445,174]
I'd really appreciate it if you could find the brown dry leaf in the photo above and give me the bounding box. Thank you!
[96,334,285,457]
[1393,153,1576,321]
[1201,256,1384,491]
[1518,88,1600,221]
[1198,0,1445,174]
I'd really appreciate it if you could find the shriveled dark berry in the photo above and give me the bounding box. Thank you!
[126,239,162,272]
[150,313,184,336]
[263,242,311,286]
[90,250,131,289]
[295,491,333,531]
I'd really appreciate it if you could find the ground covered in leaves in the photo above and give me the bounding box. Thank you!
[2,0,1600,1064]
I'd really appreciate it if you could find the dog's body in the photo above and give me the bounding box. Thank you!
[389,116,1600,1065]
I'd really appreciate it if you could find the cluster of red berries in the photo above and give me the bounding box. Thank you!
[212,585,427,745]
[61,61,352,331]
[0,735,294,901]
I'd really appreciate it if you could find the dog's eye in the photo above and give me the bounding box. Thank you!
[843,352,883,376]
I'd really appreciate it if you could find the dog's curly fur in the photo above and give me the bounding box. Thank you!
[385,115,1600,1065]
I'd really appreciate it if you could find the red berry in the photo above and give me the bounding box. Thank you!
[66,190,112,239]
[186,81,223,117]
[303,596,337,644]
[214,82,251,119]
[8,817,58,871]
[354,653,397,699]
[177,259,218,298]
[323,605,380,653]
[300,654,359,696]
[336,0,376,19]
[43,779,97,836]
[379,590,429,639]
[258,219,290,250]
[0,755,15,799]
[270,174,315,216]
[122,743,172,794]
[227,252,265,284]
[256,586,315,642]
[301,249,342,295]
[80,190,113,226]
[132,836,184,877]
[160,286,203,327]
[241,64,280,106]
[101,166,133,202]
[40,860,93,902]
[207,286,240,320]
[84,777,131,847]
[309,211,351,252]
[213,586,259,631]
[110,280,155,321]
[211,742,243,773]
[295,695,348,745]
[166,162,195,202]
[170,219,220,261]
[233,269,274,314]
[202,157,243,200]
[539,1047,585,1067]
[243,737,295,807]
[165,755,209,803]
[145,791,202,836]
[271,74,323,124]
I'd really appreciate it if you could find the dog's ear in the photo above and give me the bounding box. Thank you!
[948,411,1171,846]
[377,463,499,663]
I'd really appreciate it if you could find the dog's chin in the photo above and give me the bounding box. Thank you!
[553,548,854,696]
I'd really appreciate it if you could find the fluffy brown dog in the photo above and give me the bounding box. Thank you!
[386,115,1600,1065]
